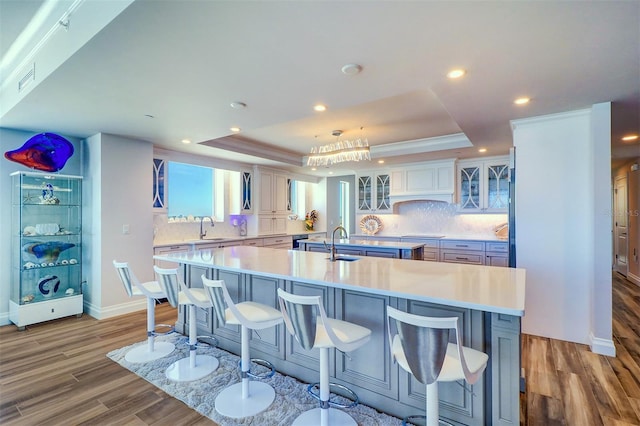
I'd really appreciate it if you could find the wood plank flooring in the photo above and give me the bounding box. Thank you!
[523,273,640,425]
[0,304,214,425]
[1,272,638,425]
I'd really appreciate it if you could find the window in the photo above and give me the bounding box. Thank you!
[167,161,214,218]
[290,180,307,218]
[339,180,350,234]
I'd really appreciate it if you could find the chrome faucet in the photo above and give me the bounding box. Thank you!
[327,225,348,262]
[199,216,215,239]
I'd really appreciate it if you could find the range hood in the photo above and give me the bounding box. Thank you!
[389,194,454,213]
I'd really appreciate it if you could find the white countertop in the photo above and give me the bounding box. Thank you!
[154,246,525,316]
[352,233,508,242]
[154,231,326,249]
[299,238,425,249]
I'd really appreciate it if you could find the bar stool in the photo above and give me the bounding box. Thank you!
[154,266,219,381]
[113,260,175,363]
[386,306,489,426]
[277,288,371,426]
[201,275,283,418]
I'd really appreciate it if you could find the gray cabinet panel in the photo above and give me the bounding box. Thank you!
[364,249,398,258]
[335,290,397,399]
[490,313,521,425]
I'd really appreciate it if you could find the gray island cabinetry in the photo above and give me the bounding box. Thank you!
[298,237,424,260]
[155,247,525,426]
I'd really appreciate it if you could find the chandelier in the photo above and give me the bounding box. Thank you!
[306,129,371,167]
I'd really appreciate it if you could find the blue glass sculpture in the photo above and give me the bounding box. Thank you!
[23,241,75,263]
[4,133,74,172]
[38,275,60,297]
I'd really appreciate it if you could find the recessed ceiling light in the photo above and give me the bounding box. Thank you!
[514,97,530,105]
[230,102,247,109]
[341,63,362,75]
[447,69,466,79]
[230,127,241,132]
[314,104,327,112]
[328,171,334,175]
[622,134,638,141]
[478,148,487,153]
[378,160,385,164]
[181,139,191,144]
[311,167,317,171]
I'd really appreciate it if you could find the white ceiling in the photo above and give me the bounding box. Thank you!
[1,0,638,175]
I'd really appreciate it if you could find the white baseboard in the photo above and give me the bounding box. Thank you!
[84,299,146,320]
[589,332,616,357]
[628,271,640,286]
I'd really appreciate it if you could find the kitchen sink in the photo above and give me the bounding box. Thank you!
[326,256,360,262]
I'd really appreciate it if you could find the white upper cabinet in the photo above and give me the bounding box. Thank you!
[357,171,391,213]
[457,156,509,213]
[257,167,290,215]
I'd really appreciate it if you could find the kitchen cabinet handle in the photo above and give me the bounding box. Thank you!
[455,256,469,260]
[455,244,469,247]
[275,239,283,243]
[169,245,182,249]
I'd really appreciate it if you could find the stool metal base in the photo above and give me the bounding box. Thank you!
[292,407,357,426]
[125,341,175,363]
[165,355,218,382]
[215,381,275,418]
[307,382,359,409]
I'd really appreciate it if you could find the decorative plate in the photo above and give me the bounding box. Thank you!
[360,215,383,235]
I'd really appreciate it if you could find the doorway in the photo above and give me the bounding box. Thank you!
[614,175,628,276]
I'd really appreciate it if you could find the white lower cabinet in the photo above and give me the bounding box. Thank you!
[258,215,287,235]
[263,235,292,249]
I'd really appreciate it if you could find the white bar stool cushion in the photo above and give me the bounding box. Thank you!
[391,336,489,382]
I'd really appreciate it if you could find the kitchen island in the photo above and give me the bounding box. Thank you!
[154,246,525,425]
[298,237,425,260]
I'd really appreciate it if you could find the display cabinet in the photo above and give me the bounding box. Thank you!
[10,172,83,329]
[356,171,391,213]
[458,156,509,213]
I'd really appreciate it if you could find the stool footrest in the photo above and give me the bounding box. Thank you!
[151,324,175,336]
[307,382,359,409]
[237,358,276,379]
[402,415,453,426]
[196,335,219,348]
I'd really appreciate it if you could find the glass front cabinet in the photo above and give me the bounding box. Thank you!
[457,156,509,213]
[357,171,391,213]
[10,172,83,329]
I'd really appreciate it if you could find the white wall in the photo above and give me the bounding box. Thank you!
[512,104,614,355]
[0,128,82,325]
[82,133,154,319]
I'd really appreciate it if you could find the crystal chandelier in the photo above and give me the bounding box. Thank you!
[306,129,371,167]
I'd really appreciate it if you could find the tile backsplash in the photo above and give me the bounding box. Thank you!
[357,201,508,238]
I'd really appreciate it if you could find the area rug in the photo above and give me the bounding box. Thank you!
[107,333,402,425]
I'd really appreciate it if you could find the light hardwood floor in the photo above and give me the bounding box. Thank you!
[1,273,638,425]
